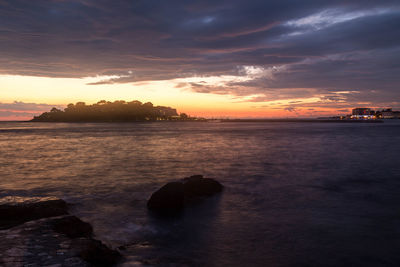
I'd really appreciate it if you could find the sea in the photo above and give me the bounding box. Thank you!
[1,121,400,266]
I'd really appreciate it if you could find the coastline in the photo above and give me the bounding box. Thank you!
[219,118,384,123]
[0,118,389,123]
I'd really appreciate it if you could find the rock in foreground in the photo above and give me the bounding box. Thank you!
[74,238,122,267]
[183,175,223,197]
[147,175,223,215]
[147,182,185,214]
[0,196,121,266]
[52,215,93,238]
[0,216,121,267]
[0,196,68,230]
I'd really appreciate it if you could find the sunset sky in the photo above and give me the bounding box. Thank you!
[1,0,400,120]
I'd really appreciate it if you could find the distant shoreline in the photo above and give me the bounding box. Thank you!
[1,119,386,123]
[218,119,384,123]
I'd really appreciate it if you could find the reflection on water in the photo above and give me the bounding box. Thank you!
[1,121,400,266]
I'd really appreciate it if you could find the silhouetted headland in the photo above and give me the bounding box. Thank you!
[31,100,205,122]
[30,101,384,123]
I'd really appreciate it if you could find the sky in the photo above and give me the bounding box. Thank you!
[1,0,400,120]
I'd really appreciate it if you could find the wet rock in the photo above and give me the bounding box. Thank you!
[51,216,120,266]
[147,182,185,214]
[147,175,223,215]
[0,217,88,267]
[52,216,93,238]
[72,238,121,267]
[183,175,223,197]
[63,257,85,266]
[0,216,121,267]
[5,247,25,257]
[0,197,68,230]
[0,196,121,266]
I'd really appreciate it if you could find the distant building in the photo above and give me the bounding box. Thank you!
[352,108,373,115]
[351,108,375,119]
[343,107,399,120]
[381,108,394,119]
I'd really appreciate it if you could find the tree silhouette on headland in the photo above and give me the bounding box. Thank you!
[31,100,201,122]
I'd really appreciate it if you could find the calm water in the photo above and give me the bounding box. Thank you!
[1,121,400,266]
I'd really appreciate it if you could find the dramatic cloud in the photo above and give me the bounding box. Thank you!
[0,0,399,109]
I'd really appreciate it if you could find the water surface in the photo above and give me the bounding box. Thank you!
[1,121,400,266]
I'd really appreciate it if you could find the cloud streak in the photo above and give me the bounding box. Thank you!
[0,101,63,120]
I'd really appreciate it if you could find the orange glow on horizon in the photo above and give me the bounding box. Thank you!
[0,74,350,120]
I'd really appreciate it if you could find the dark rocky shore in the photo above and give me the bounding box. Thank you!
[0,176,223,266]
[0,196,121,267]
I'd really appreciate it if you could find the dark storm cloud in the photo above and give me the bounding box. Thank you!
[0,0,400,106]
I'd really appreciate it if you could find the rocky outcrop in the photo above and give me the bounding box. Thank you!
[147,175,223,215]
[0,196,68,230]
[0,196,121,267]
[0,216,121,267]
[147,182,185,214]
[52,215,93,238]
[73,238,122,267]
[183,175,223,197]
